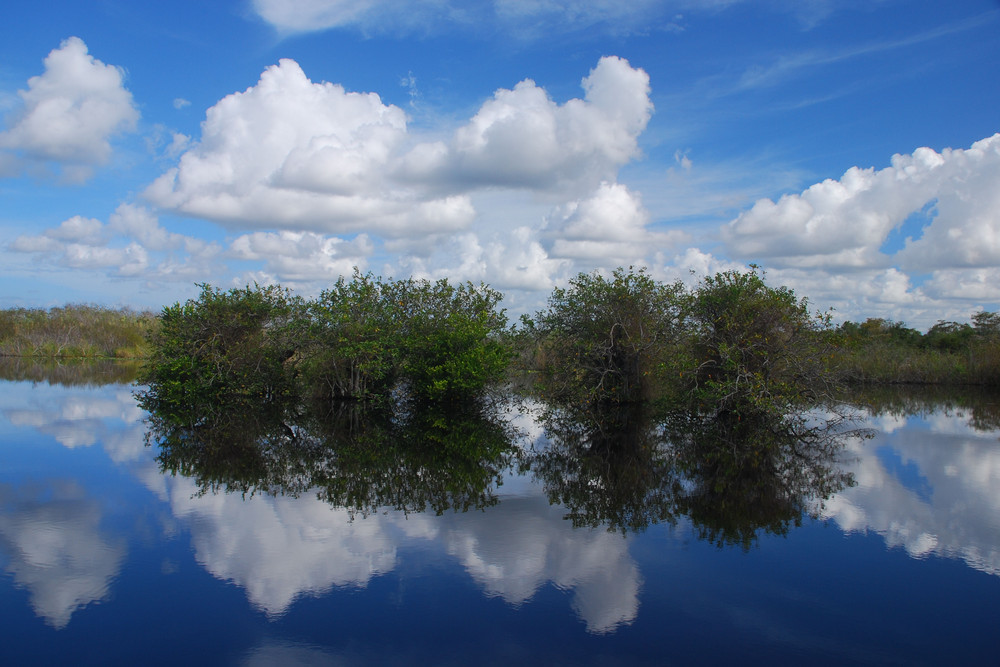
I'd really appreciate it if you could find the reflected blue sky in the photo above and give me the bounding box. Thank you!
[1,379,999,664]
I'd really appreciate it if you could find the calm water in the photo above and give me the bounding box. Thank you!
[1,366,999,665]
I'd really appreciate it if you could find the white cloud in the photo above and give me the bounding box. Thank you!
[723,135,1000,271]
[145,58,483,236]
[922,268,1000,303]
[895,136,1000,270]
[545,181,683,264]
[229,230,374,282]
[0,37,139,177]
[712,134,1000,326]
[9,204,223,283]
[145,54,652,255]
[405,56,652,194]
[484,226,570,291]
[46,215,107,245]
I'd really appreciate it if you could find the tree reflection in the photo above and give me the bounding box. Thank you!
[145,396,522,516]
[842,384,1000,432]
[527,401,677,533]
[151,401,315,499]
[305,399,520,516]
[0,357,141,385]
[662,411,860,550]
[528,400,864,549]
[144,385,865,549]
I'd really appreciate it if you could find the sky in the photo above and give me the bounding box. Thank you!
[1,0,998,329]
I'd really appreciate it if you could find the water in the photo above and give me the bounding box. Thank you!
[1,367,998,665]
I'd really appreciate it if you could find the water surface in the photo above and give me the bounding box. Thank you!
[1,367,998,665]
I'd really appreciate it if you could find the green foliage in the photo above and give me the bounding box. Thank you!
[298,270,402,400]
[399,278,511,403]
[529,266,686,403]
[923,320,974,352]
[830,310,1000,386]
[972,311,1000,338]
[140,274,512,411]
[137,283,300,424]
[687,266,833,416]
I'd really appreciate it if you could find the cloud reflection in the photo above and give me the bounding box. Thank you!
[0,480,126,628]
[823,409,1000,575]
[163,473,640,633]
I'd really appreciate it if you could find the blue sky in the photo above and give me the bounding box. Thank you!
[2,0,998,328]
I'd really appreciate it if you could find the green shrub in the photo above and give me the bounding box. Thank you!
[528,266,686,403]
[687,266,835,416]
[137,284,300,423]
[298,271,403,400]
[399,278,511,403]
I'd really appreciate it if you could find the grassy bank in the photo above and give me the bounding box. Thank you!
[0,305,157,358]
[827,316,1000,386]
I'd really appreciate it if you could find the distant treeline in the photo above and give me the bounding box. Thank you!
[828,314,1000,385]
[3,272,999,392]
[0,304,157,358]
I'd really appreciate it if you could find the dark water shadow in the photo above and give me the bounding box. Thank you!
[146,396,524,518]
[526,399,867,549]
[0,357,142,386]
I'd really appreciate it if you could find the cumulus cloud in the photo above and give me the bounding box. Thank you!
[9,203,222,283]
[545,181,683,265]
[404,56,652,194]
[723,134,1000,271]
[229,230,374,282]
[145,58,480,235]
[0,37,139,180]
[147,55,651,240]
[713,134,1000,326]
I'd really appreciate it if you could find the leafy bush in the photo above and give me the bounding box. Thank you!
[528,267,686,403]
[687,266,834,416]
[399,278,511,403]
[137,284,300,423]
[298,271,403,400]
[139,276,512,410]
